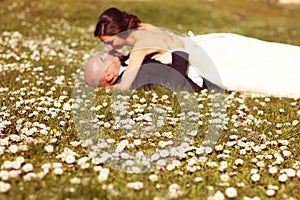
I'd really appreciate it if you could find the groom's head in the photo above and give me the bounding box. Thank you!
[84,54,121,87]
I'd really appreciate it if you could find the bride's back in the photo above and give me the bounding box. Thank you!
[133,25,184,55]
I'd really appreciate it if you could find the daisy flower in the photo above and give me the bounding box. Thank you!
[8,144,19,153]
[225,187,237,198]
[149,174,158,182]
[213,191,225,200]
[251,174,260,182]
[220,174,230,182]
[126,181,144,190]
[268,166,278,175]
[0,181,11,193]
[282,150,291,157]
[22,163,33,173]
[53,167,63,175]
[98,168,109,182]
[234,159,244,166]
[286,168,296,177]
[0,171,9,180]
[278,174,288,182]
[194,177,203,183]
[44,145,54,153]
[70,177,81,184]
[266,189,276,197]
[65,154,76,164]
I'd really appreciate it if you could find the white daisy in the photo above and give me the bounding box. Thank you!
[225,187,237,198]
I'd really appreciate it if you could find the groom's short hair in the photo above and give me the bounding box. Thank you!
[84,56,106,86]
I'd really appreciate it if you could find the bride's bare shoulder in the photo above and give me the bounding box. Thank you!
[139,23,157,28]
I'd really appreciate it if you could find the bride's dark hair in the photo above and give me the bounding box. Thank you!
[94,7,141,37]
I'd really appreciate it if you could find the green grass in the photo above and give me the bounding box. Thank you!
[0,0,300,199]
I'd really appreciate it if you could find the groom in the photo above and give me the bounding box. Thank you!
[84,50,217,92]
[114,51,209,92]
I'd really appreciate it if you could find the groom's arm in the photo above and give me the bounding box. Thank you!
[171,50,208,91]
[130,62,196,92]
[171,51,189,75]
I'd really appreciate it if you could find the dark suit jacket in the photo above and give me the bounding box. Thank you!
[114,51,218,92]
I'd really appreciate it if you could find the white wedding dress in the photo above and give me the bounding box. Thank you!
[181,32,300,98]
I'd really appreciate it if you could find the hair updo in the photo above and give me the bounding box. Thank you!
[122,11,141,30]
[94,7,141,37]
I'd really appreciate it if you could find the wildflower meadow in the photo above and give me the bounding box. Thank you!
[0,0,300,199]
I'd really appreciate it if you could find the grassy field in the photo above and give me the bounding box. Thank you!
[0,0,300,199]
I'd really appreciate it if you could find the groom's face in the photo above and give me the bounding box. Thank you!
[97,54,121,87]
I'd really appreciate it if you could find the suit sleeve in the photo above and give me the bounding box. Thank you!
[170,51,208,91]
[130,62,195,92]
[171,51,189,75]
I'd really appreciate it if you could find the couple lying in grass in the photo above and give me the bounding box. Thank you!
[85,7,300,98]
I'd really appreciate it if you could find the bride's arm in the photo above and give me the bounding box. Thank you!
[115,49,147,90]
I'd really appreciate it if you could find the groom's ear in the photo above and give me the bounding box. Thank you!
[104,73,114,83]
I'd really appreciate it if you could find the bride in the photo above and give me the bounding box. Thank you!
[94,7,300,98]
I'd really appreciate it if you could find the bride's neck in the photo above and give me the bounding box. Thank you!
[125,31,137,45]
